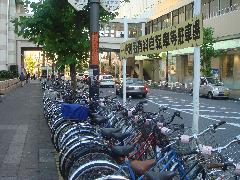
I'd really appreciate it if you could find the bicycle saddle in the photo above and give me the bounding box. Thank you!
[112,132,131,142]
[144,171,176,180]
[111,145,134,157]
[131,159,155,176]
[101,128,121,137]
[91,117,108,125]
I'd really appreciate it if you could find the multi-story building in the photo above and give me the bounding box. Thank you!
[116,0,240,89]
[1,0,240,90]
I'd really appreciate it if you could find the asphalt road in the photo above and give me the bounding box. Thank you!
[100,87,240,148]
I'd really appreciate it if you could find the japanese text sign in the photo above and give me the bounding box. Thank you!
[120,15,203,58]
[100,0,120,12]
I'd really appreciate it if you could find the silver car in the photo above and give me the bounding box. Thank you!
[116,78,148,98]
[199,77,230,99]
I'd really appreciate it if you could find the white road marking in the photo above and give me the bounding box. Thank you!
[203,115,240,120]
[147,99,240,128]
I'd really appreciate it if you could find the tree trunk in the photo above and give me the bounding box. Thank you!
[70,63,77,99]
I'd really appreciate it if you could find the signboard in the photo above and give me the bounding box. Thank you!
[100,0,120,12]
[120,15,203,58]
[91,32,99,65]
[68,0,88,11]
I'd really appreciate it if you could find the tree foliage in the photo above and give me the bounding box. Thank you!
[200,27,220,77]
[12,0,125,92]
[25,56,36,76]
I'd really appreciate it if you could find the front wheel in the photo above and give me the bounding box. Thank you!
[207,92,213,99]
[68,160,126,180]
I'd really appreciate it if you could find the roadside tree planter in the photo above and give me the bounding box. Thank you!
[0,78,20,98]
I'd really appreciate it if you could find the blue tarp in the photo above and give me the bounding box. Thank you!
[61,103,89,120]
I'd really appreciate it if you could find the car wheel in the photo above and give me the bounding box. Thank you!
[189,89,193,96]
[142,94,147,98]
[207,92,213,99]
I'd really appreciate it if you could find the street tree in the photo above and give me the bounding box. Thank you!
[201,27,220,77]
[12,0,121,94]
[25,55,36,76]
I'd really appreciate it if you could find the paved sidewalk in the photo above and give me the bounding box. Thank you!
[0,82,59,180]
[230,89,240,100]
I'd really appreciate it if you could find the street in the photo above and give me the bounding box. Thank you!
[100,87,240,146]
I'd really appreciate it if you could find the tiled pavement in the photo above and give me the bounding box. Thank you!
[0,81,59,180]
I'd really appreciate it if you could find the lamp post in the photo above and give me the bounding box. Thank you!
[89,0,100,99]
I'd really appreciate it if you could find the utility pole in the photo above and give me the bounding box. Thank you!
[165,51,169,87]
[192,0,201,133]
[123,16,128,106]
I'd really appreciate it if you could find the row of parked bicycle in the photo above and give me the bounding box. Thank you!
[42,80,240,180]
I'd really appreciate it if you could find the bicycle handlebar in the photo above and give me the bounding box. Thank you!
[212,121,226,130]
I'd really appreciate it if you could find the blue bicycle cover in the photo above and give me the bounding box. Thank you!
[61,103,89,120]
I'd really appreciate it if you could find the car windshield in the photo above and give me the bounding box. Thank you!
[126,78,144,84]
[206,78,222,86]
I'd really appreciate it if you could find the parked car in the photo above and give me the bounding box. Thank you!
[190,77,230,99]
[116,78,148,98]
[99,75,115,88]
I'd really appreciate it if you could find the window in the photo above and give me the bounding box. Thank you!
[157,17,162,30]
[185,3,193,20]
[220,0,231,12]
[146,22,151,35]
[162,13,171,29]
[233,0,240,5]
[179,7,185,23]
[209,0,218,17]
[172,9,179,26]
[153,19,158,33]
[202,0,210,19]
[128,23,142,38]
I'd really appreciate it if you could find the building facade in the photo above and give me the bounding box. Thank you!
[135,0,240,89]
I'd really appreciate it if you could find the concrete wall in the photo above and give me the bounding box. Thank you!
[204,10,240,39]
[0,0,8,70]
[0,0,17,71]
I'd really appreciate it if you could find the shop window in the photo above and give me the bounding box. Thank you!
[223,55,234,77]
[185,3,193,20]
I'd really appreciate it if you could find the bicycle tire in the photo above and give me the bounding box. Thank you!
[68,160,125,180]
